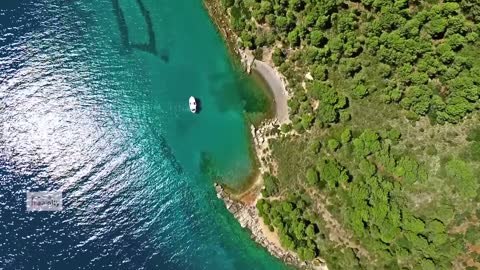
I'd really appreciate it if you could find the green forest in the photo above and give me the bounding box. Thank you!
[216,0,480,269]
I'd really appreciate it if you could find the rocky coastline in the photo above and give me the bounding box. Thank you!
[214,182,303,267]
[214,121,328,270]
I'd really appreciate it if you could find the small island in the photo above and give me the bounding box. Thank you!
[205,0,480,269]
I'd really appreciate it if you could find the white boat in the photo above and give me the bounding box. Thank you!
[189,96,197,113]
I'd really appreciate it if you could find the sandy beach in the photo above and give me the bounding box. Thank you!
[251,60,289,124]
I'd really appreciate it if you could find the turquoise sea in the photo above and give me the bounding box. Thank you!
[0,0,286,269]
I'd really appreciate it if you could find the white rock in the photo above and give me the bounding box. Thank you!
[305,72,314,80]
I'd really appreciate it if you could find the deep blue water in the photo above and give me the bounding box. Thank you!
[0,1,286,269]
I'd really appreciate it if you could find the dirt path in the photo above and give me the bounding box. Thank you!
[306,188,372,260]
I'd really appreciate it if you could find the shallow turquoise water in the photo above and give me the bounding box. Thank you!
[0,0,285,269]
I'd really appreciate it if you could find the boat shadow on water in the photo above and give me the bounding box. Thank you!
[194,98,202,114]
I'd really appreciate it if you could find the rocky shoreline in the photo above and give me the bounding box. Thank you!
[202,0,250,70]
[214,183,302,267]
[214,121,328,270]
